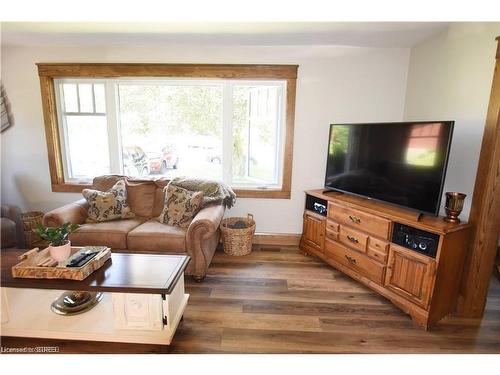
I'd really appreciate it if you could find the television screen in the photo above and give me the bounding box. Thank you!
[325,121,454,215]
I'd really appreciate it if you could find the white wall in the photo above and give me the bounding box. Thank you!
[404,23,500,219]
[0,44,410,233]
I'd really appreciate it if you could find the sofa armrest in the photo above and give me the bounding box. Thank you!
[187,204,225,240]
[185,204,225,280]
[43,199,89,227]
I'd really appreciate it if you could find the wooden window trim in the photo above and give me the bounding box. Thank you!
[37,63,298,199]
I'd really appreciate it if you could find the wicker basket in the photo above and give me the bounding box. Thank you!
[220,214,255,256]
[20,211,45,247]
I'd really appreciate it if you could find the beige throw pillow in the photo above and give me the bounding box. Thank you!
[82,179,135,223]
[158,185,204,228]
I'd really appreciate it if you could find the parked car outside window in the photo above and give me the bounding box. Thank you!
[123,146,150,177]
[148,143,179,174]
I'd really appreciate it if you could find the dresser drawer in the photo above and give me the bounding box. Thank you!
[326,220,340,241]
[326,228,339,241]
[326,220,339,233]
[328,202,391,239]
[339,225,368,253]
[368,236,389,254]
[366,246,388,264]
[325,238,385,284]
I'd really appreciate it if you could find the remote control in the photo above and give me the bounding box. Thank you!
[67,251,98,268]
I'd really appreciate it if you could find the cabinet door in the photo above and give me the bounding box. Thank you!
[302,211,326,251]
[385,244,436,309]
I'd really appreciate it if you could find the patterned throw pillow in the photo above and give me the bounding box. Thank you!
[82,180,135,222]
[158,185,204,228]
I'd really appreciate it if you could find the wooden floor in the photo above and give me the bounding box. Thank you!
[2,245,500,353]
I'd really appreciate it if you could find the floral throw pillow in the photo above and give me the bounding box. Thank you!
[158,185,204,228]
[82,180,135,223]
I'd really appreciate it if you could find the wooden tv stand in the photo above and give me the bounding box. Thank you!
[300,190,471,329]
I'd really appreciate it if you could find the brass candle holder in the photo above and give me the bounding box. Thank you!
[443,192,467,223]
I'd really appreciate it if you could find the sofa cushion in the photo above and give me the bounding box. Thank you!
[127,219,186,252]
[70,218,145,249]
[126,180,157,218]
[158,185,204,228]
[83,180,135,222]
[93,175,168,219]
[92,175,125,191]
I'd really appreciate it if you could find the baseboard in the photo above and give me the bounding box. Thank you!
[252,232,301,246]
[218,232,301,247]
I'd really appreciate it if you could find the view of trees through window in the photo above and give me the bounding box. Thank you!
[118,84,224,180]
[57,79,284,187]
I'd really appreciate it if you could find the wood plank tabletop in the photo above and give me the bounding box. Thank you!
[1,250,190,295]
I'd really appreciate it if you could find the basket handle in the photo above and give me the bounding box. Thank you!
[247,213,254,222]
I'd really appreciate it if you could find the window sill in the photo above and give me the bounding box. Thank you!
[51,183,291,199]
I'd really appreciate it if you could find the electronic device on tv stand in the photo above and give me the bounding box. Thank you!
[324,121,454,218]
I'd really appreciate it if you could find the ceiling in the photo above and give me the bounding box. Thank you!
[1,22,450,48]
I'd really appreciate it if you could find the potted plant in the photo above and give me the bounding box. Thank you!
[34,222,80,261]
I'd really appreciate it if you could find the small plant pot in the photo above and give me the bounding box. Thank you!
[49,241,71,262]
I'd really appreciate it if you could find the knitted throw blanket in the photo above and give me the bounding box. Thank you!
[168,177,236,209]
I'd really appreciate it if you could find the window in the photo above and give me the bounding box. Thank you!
[57,82,111,179]
[39,64,297,198]
[56,79,285,189]
[232,84,283,186]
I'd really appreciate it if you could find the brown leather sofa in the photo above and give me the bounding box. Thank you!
[43,175,225,281]
[1,204,25,249]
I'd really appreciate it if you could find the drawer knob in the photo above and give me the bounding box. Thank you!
[349,215,361,224]
[347,235,359,244]
[345,255,357,264]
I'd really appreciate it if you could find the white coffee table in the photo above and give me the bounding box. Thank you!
[1,251,190,345]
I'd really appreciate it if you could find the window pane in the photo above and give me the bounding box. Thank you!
[118,84,223,179]
[232,85,281,186]
[62,84,78,112]
[94,84,106,113]
[65,116,110,179]
[78,84,94,113]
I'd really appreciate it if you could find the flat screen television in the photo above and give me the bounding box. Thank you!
[324,121,454,216]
